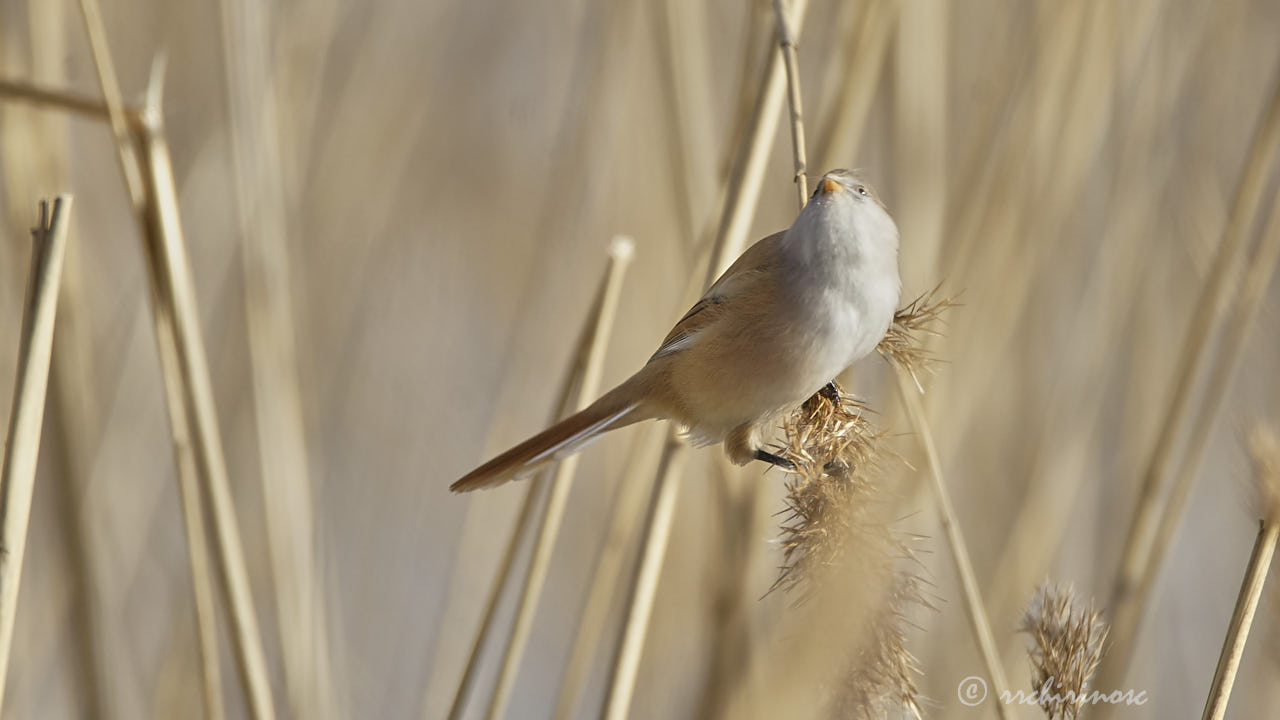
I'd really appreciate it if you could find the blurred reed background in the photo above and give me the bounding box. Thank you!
[1,0,1280,718]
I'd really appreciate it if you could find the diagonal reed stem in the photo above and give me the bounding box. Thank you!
[894,369,1012,720]
[479,238,635,720]
[1200,519,1279,720]
[136,95,278,720]
[73,1,279,713]
[0,196,73,715]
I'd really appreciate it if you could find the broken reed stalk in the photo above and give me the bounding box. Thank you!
[1108,70,1280,652]
[599,2,812,716]
[773,0,808,208]
[74,0,279,711]
[0,197,73,714]
[481,238,635,720]
[1019,583,1109,720]
[1103,162,1280,688]
[71,4,273,715]
[894,367,1013,719]
[137,92,279,720]
[1200,428,1280,720]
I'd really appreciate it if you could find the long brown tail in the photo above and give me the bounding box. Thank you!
[450,393,642,492]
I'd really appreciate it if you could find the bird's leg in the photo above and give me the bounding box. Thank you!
[819,381,841,404]
[754,448,797,471]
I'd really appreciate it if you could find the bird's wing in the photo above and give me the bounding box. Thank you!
[649,230,786,361]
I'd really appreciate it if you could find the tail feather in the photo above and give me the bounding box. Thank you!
[450,397,640,492]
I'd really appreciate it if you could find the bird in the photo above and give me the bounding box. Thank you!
[451,169,901,492]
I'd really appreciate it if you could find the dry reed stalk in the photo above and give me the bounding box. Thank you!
[1201,429,1280,720]
[1102,75,1280,685]
[598,2,813,716]
[156,310,227,720]
[0,196,73,714]
[895,368,1013,719]
[601,436,687,720]
[710,0,812,276]
[876,291,1014,713]
[4,63,230,719]
[216,0,337,715]
[440,343,647,720]
[1018,584,1109,720]
[480,238,635,720]
[773,0,809,208]
[74,4,276,708]
[1198,428,1280,720]
[135,88,277,720]
[1,7,109,715]
[552,422,665,720]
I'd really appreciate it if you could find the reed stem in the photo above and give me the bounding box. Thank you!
[481,238,635,720]
[0,197,73,714]
[1200,520,1278,720]
[894,369,1012,719]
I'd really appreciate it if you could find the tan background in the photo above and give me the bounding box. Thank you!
[2,0,1280,718]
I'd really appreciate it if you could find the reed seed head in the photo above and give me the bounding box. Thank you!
[772,385,925,718]
[1019,583,1109,720]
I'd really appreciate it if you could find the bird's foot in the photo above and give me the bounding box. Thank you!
[819,381,841,405]
[754,448,797,472]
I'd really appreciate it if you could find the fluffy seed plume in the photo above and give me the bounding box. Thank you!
[877,287,957,390]
[1019,583,1110,720]
[772,385,925,718]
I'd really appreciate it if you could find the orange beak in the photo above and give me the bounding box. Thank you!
[819,177,840,195]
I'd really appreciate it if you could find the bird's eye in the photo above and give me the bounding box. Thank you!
[856,185,869,197]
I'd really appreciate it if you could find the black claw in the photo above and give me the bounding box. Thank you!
[823,459,851,476]
[819,381,841,404]
[754,448,796,471]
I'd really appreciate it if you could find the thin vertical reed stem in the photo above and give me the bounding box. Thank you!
[601,437,686,720]
[773,0,808,208]
[0,196,73,713]
[1200,520,1279,720]
[481,239,635,720]
[894,369,1012,719]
